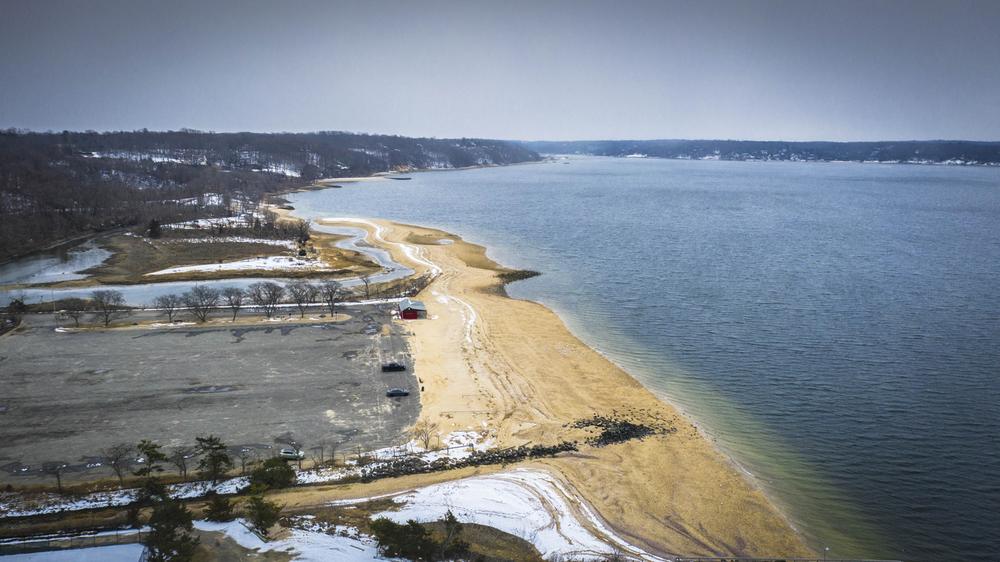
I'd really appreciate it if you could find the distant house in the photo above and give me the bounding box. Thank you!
[398,298,427,320]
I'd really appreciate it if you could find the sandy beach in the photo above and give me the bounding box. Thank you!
[309,217,814,558]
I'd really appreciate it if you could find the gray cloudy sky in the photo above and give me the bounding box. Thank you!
[1,0,998,141]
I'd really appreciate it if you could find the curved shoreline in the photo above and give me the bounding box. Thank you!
[312,216,814,558]
[0,211,815,558]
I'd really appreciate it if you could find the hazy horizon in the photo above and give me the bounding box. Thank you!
[2,0,1000,141]
[5,127,1000,144]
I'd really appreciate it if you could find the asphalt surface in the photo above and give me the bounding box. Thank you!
[0,306,419,484]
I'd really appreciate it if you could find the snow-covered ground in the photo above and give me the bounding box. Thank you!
[0,520,385,562]
[0,476,249,518]
[0,449,664,560]
[145,256,326,276]
[82,150,314,174]
[297,430,493,485]
[0,432,491,518]
[368,469,636,561]
[257,163,301,177]
[324,467,669,561]
[368,430,492,462]
[161,237,297,249]
[164,193,226,207]
[195,518,392,562]
[165,215,259,230]
[85,150,191,164]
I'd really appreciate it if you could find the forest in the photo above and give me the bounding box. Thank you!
[0,130,539,262]
[523,139,1000,164]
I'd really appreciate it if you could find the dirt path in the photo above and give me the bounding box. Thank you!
[310,218,814,559]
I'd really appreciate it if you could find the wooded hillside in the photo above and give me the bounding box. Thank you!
[0,130,539,261]
[523,139,1000,164]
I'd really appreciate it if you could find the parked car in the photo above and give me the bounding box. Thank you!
[381,362,406,372]
[278,448,305,460]
[385,388,410,397]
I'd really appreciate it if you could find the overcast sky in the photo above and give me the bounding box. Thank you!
[1,0,998,141]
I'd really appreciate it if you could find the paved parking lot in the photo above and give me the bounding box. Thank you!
[0,306,418,484]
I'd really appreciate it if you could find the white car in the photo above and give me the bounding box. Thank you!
[278,448,304,460]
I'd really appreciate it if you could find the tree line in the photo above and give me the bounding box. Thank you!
[153,211,312,243]
[52,280,349,328]
[524,138,1000,164]
[66,435,286,561]
[151,280,346,322]
[0,129,540,261]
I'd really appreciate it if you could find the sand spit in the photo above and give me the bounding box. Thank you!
[0,211,813,559]
[310,217,813,559]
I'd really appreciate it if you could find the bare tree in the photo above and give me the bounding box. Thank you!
[262,209,278,231]
[284,438,305,471]
[91,289,127,327]
[153,293,183,323]
[286,281,317,318]
[329,440,346,466]
[317,280,343,316]
[307,445,324,467]
[307,438,345,467]
[60,297,88,327]
[411,420,440,450]
[221,287,245,321]
[169,446,196,480]
[293,219,311,243]
[310,438,343,467]
[247,281,285,319]
[236,447,258,476]
[359,274,373,299]
[183,285,220,322]
[41,461,69,493]
[102,443,135,488]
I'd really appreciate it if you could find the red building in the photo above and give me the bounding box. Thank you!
[398,298,427,320]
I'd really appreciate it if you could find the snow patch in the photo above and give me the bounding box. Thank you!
[373,468,667,561]
[146,322,197,328]
[194,518,390,562]
[145,256,327,276]
[162,237,298,249]
[164,214,263,230]
[295,431,492,485]
[0,432,490,517]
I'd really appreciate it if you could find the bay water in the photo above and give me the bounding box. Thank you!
[289,157,1000,561]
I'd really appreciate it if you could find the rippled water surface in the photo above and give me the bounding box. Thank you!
[289,157,1000,561]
